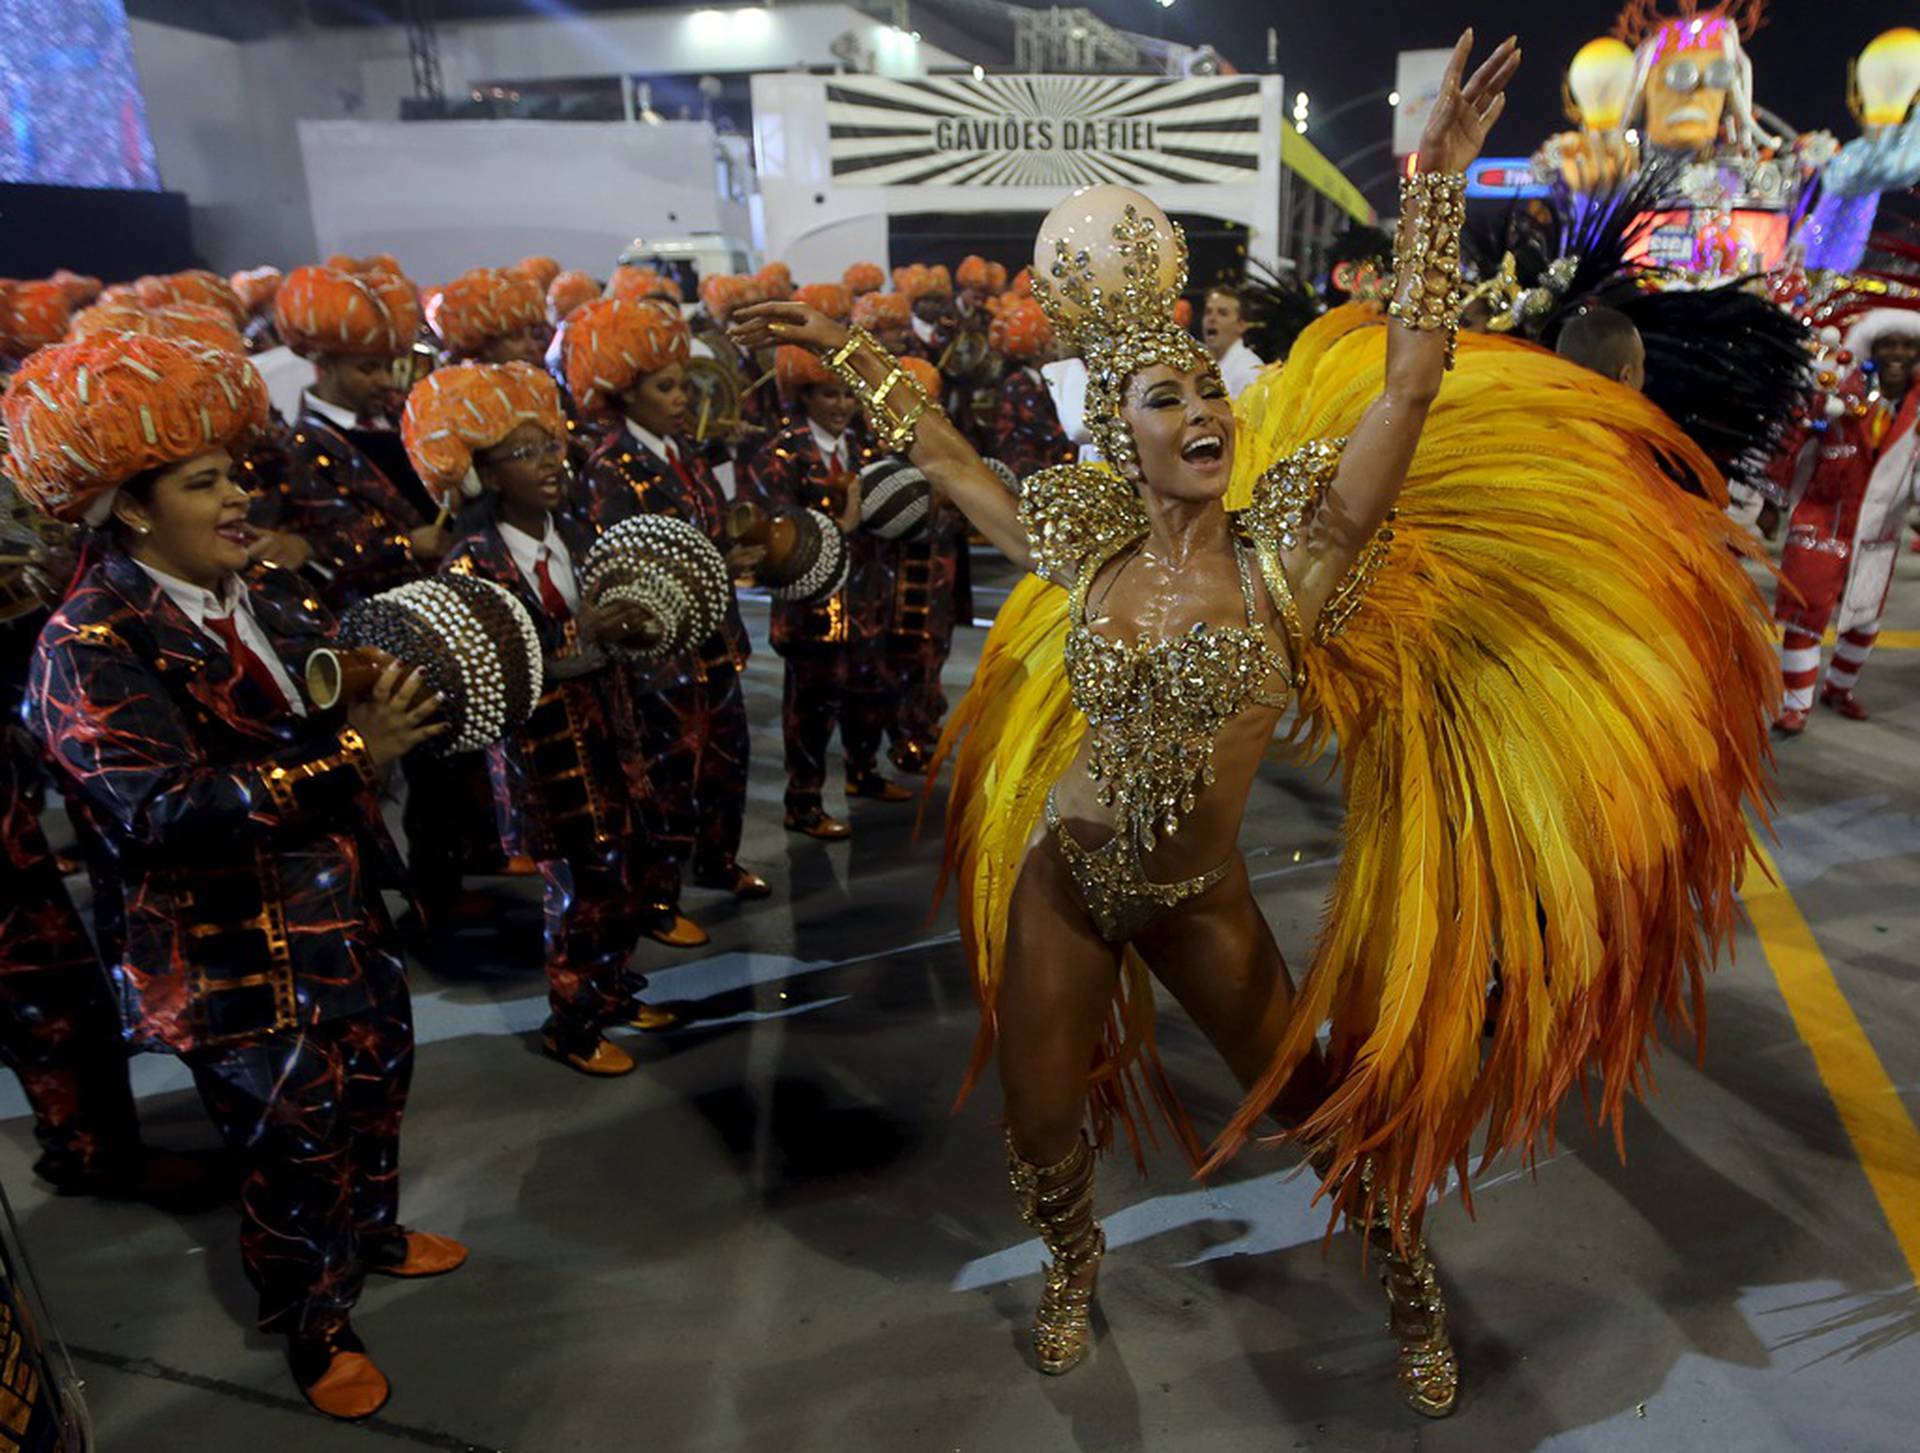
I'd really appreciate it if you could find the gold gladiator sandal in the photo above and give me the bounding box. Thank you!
[1359,1197,1459,1419]
[1007,1131,1105,1375]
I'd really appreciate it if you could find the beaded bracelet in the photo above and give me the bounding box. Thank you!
[1386,170,1468,369]
[826,326,941,450]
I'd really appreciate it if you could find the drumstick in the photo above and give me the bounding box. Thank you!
[433,500,452,532]
[748,367,776,395]
[696,391,713,442]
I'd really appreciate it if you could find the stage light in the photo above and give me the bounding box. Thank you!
[1295,91,1308,109]
[737,6,771,38]
[972,65,985,80]
[1388,90,1401,106]
[1154,0,1176,8]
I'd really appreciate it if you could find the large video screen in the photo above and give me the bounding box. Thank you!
[0,0,160,190]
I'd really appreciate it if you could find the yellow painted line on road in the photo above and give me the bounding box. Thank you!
[1744,831,1920,1281]
[1814,630,1920,650]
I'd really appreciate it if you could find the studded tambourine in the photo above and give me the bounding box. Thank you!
[321,574,544,754]
[580,513,732,662]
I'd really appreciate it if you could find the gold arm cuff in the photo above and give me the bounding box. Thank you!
[1386,171,1467,369]
[825,326,943,451]
[1315,512,1396,645]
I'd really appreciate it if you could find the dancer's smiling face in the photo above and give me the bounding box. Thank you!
[1122,360,1235,502]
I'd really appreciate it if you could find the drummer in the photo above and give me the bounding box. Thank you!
[405,362,682,1076]
[543,269,612,479]
[10,333,463,1421]
[426,266,552,367]
[745,346,911,840]
[565,298,769,944]
[988,296,1075,481]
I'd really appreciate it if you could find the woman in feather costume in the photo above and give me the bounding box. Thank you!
[733,30,1775,1420]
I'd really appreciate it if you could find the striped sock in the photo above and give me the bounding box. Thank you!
[1781,627,1821,712]
[1825,624,1880,693]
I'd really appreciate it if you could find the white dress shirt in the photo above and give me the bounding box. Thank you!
[497,516,581,615]
[623,417,678,468]
[808,419,849,473]
[300,391,359,431]
[135,562,306,715]
[1216,338,1265,400]
[910,314,938,347]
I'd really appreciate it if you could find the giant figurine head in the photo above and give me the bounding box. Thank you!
[1615,1,1771,157]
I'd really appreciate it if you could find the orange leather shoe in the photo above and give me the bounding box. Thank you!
[368,1230,469,1279]
[693,862,772,899]
[290,1328,390,1423]
[645,912,711,949]
[542,1035,637,1077]
[627,1004,685,1032]
[846,773,912,803]
[786,806,852,840]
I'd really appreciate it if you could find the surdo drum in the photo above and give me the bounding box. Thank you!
[726,501,848,604]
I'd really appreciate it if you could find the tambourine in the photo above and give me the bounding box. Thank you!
[580,513,732,662]
[309,575,544,754]
[858,457,932,541]
[938,325,997,384]
[683,354,743,443]
[727,501,847,604]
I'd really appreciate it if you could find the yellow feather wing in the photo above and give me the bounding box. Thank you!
[1210,304,1778,1228]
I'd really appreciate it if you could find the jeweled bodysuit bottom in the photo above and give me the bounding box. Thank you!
[1043,787,1231,942]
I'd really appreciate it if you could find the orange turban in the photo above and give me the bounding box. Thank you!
[547,270,601,323]
[2,281,74,358]
[276,264,423,359]
[327,253,405,279]
[562,296,690,416]
[1009,267,1033,297]
[894,264,952,301]
[401,360,565,505]
[852,292,910,331]
[793,283,852,321]
[133,270,247,326]
[958,255,1007,296]
[51,270,103,306]
[843,262,884,296]
[1172,297,1193,329]
[775,344,836,402]
[609,265,684,305]
[426,267,547,357]
[897,356,942,399]
[2,333,268,523]
[756,261,794,299]
[989,296,1052,362]
[69,301,247,356]
[698,274,753,321]
[511,255,561,290]
[228,267,283,315]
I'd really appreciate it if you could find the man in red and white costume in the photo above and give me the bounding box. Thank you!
[1773,309,1920,733]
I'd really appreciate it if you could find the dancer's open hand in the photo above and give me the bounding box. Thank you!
[730,301,851,358]
[1417,29,1522,175]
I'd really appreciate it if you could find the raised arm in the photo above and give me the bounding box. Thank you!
[1286,30,1520,631]
[729,305,1035,570]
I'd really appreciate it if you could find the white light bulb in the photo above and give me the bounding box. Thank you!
[1388,90,1401,106]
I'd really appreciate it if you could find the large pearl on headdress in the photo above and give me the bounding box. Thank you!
[1034,185,1182,330]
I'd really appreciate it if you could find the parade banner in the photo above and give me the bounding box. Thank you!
[825,75,1262,189]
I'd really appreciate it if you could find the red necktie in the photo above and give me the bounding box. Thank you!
[203,612,291,710]
[533,553,572,621]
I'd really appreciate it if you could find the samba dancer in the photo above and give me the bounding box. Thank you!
[739,32,1774,1417]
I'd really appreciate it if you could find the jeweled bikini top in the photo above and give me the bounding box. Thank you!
[1064,532,1293,852]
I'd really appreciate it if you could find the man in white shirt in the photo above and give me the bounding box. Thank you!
[1203,285,1266,399]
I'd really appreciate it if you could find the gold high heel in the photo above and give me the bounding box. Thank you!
[1357,1189,1459,1419]
[1007,1131,1105,1375]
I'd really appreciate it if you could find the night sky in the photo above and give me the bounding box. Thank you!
[1080,0,1917,210]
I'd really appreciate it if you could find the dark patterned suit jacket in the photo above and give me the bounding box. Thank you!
[442,519,648,863]
[27,552,404,1054]
[277,408,434,608]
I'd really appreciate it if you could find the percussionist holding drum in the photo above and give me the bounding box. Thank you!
[406,361,684,1077]
[9,333,466,1423]
[565,298,770,945]
[745,345,912,841]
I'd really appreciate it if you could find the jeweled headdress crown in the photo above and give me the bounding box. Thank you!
[1030,185,1214,476]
